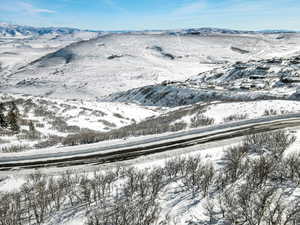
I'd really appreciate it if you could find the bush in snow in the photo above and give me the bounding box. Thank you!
[223,113,248,122]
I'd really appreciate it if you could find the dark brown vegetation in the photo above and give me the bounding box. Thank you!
[1,130,299,225]
[62,104,214,146]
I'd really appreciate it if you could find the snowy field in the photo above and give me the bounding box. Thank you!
[1,32,300,99]
[203,100,300,124]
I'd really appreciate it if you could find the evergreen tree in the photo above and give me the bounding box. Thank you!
[7,110,20,133]
[10,102,20,116]
[0,103,8,128]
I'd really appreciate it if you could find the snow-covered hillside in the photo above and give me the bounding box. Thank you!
[0,93,161,151]
[106,54,300,106]
[0,34,100,81]
[188,55,300,90]
[2,32,300,99]
[1,128,300,225]
[2,24,300,225]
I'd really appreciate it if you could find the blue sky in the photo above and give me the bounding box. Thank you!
[0,0,299,30]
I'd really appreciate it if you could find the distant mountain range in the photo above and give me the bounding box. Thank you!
[0,22,298,37]
[163,28,298,35]
[258,29,298,33]
[0,22,100,37]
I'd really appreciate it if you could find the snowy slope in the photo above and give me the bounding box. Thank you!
[188,55,300,89]
[0,34,100,81]
[1,126,300,225]
[107,54,300,106]
[0,93,161,151]
[203,100,300,124]
[2,32,300,99]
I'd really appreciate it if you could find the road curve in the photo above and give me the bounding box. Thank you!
[1,113,300,170]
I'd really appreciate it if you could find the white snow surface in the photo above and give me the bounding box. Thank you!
[204,100,300,124]
[2,126,299,225]
[2,32,300,99]
[0,33,99,79]
[2,29,300,225]
[0,93,162,151]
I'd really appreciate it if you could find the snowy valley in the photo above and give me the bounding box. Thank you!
[1,23,300,225]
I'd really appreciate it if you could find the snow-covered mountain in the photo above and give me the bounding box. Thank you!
[2,31,300,99]
[2,21,296,38]
[0,22,100,38]
[105,54,300,106]
[168,27,256,35]
[0,24,102,83]
[171,28,298,35]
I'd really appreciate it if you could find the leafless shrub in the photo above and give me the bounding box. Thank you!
[0,144,30,153]
[283,153,300,185]
[203,200,218,224]
[182,156,215,197]
[87,167,163,225]
[17,128,42,140]
[263,109,289,116]
[62,110,214,146]
[165,157,186,179]
[34,135,63,148]
[34,106,55,118]
[221,184,300,225]
[50,117,81,133]
[245,155,275,188]
[223,113,248,122]
[190,113,214,128]
[222,144,248,183]
[62,131,103,145]
[0,130,298,225]
[86,195,160,225]
[0,192,23,225]
[50,117,70,132]
[263,109,279,116]
[243,130,295,158]
[0,129,15,137]
[221,130,295,187]
[35,122,45,128]
[0,164,161,225]
[170,122,188,131]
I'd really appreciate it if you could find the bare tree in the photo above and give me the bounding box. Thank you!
[222,145,248,183]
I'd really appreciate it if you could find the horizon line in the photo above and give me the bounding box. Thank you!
[1,21,299,33]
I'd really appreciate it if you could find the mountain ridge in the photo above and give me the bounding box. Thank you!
[0,22,100,37]
[1,22,299,37]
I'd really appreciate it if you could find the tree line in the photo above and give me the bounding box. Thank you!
[0,102,20,133]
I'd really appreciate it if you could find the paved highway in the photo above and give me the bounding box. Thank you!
[1,113,300,170]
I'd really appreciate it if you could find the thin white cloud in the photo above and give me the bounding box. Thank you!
[0,1,56,15]
[18,1,56,14]
[172,1,206,16]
